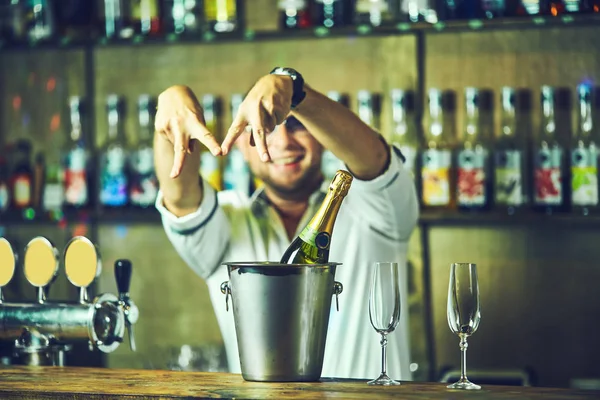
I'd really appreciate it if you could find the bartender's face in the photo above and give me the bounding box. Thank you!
[237,116,323,198]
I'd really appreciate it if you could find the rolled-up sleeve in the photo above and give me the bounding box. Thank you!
[345,145,419,241]
[155,180,231,280]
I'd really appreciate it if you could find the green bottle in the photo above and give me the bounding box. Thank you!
[280,170,353,264]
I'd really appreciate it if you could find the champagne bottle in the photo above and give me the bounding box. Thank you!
[280,170,353,264]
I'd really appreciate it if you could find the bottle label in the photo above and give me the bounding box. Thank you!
[422,149,451,206]
[43,183,64,211]
[534,147,563,205]
[355,0,389,12]
[100,147,128,207]
[457,149,487,206]
[65,148,88,206]
[130,147,158,207]
[0,183,9,211]
[299,225,330,250]
[494,150,523,206]
[563,0,580,12]
[321,150,345,181]
[393,143,417,175]
[14,175,31,207]
[201,152,222,191]
[571,146,598,206]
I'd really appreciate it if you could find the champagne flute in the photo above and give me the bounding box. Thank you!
[447,262,481,390]
[368,262,401,386]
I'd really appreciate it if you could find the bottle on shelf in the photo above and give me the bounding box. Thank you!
[129,95,158,208]
[201,94,223,191]
[279,0,313,30]
[102,0,133,39]
[33,153,45,211]
[404,0,438,23]
[23,0,56,43]
[204,0,238,33]
[494,87,528,214]
[42,153,63,216]
[320,91,348,182]
[63,96,90,209]
[280,169,353,264]
[390,89,419,176]
[421,88,454,209]
[532,86,567,214]
[0,154,11,214]
[315,0,350,28]
[99,94,129,208]
[357,90,380,130]
[165,0,202,35]
[354,0,398,26]
[131,0,161,36]
[0,0,27,44]
[223,94,252,197]
[517,0,547,15]
[481,0,508,18]
[456,87,491,211]
[570,83,598,216]
[10,140,33,211]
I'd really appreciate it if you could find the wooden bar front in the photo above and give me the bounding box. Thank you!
[0,366,598,399]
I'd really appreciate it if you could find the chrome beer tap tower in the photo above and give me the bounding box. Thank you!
[0,236,138,366]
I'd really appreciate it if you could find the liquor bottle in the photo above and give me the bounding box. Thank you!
[64,96,90,209]
[0,155,10,214]
[570,83,598,215]
[533,86,566,214]
[315,0,349,28]
[99,95,129,208]
[165,0,202,35]
[204,0,237,33]
[404,0,439,22]
[10,139,33,210]
[357,90,380,130]
[481,0,507,18]
[456,88,490,211]
[390,89,419,175]
[494,87,527,214]
[280,169,353,264]
[517,0,547,14]
[421,88,454,209]
[223,94,252,196]
[102,0,133,39]
[129,95,158,208]
[0,0,26,44]
[279,0,313,30]
[320,91,348,181]
[42,156,63,215]
[24,0,56,43]
[201,95,223,191]
[131,0,161,36]
[354,0,397,26]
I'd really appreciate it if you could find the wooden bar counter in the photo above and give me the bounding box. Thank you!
[0,366,599,399]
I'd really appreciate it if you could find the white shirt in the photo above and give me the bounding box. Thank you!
[156,148,419,380]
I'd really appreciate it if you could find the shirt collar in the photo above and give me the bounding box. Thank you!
[250,180,328,215]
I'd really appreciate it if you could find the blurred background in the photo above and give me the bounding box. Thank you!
[0,0,599,390]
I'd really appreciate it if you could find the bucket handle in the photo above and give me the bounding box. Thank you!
[220,281,231,312]
[333,281,343,312]
[221,280,343,312]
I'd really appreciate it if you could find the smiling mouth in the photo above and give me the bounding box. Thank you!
[272,155,303,165]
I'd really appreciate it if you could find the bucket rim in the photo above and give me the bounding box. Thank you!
[223,261,342,268]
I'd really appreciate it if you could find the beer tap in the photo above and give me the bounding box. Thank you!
[115,259,138,352]
[0,236,136,366]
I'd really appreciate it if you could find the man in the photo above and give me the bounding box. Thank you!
[153,67,419,380]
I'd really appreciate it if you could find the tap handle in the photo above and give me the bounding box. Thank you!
[115,259,132,298]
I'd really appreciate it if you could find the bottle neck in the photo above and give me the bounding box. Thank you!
[500,93,516,141]
[303,189,346,239]
[427,93,444,148]
[540,98,556,142]
[107,105,125,144]
[576,93,593,141]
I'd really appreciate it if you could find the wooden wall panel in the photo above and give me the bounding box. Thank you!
[428,226,600,388]
[92,35,417,148]
[0,49,87,160]
[95,224,223,370]
[425,27,600,144]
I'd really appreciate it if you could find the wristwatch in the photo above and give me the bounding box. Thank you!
[270,67,306,109]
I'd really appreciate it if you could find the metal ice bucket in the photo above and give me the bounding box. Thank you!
[220,262,343,382]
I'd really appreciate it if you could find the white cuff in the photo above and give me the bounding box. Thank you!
[155,180,218,234]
